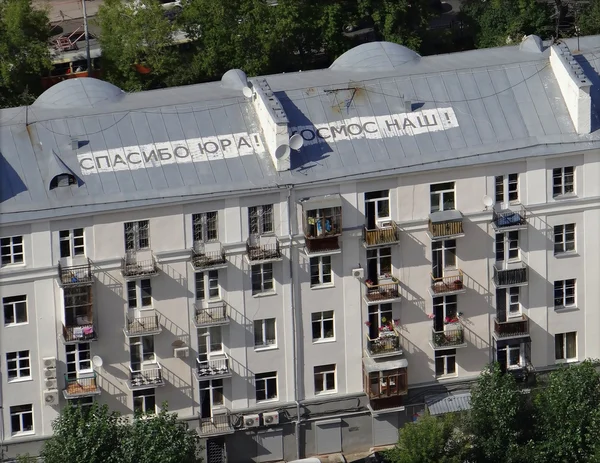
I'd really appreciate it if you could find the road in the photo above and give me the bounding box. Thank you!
[35,0,102,23]
[50,16,101,39]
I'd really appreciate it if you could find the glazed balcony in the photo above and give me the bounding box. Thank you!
[195,354,232,380]
[190,243,227,271]
[494,314,529,340]
[198,412,234,436]
[365,327,403,358]
[363,357,408,412]
[493,261,528,288]
[363,221,400,248]
[492,208,527,232]
[127,362,164,390]
[121,251,159,279]
[363,279,401,304]
[58,259,93,287]
[428,210,464,240]
[429,269,466,296]
[246,235,282,263]
[194,302,229,328]
[302,197,342,256]
[123,311,161,337]
[63,372,101,399]
[431,325,467,349]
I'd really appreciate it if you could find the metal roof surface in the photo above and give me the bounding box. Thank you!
[1,35,600,225]
[427,392,472,416]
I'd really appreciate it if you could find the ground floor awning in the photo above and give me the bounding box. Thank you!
[426,392,472,416]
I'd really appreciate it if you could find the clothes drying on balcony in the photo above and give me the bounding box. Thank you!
[497,212,523,227]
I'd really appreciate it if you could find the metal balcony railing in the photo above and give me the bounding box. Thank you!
[128,363,164,389]
[363,222,400,247]
[305,236,340,254]
[431,325,466,348]
[198,413,234,436]
[58,259,93,287]
[493,262,528,287]
[121,255,158,278]
[365,329,402,357]
[494,315,529,338]
[190,248,227,270]
[124,312,161,336]
[492,209,527,231]
[430,270,465,295]
[364,281,400,303]
[246,239,281,261]
[196,355,231,379]
[63,322,97,343]
[63,372,101,398]
[194,303,229,327]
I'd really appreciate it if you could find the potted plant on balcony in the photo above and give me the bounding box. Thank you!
[365,279,374,288]
[449,279,463,291]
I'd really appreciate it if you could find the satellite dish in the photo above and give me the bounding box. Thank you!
[289,133,304,150]
[482,195,494,208]
[275,144,291,160]
[92,355,103,368]
[242,86,253,98]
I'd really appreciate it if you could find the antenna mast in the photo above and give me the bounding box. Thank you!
[82,0,91,74]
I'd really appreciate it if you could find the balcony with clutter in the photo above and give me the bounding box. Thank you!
[63,287,97,343]
[363,220,400,248]
[429,269,466,296]
[493,261,528,288]
[428,210,464,240]
[63,372,101,399]
[194,302,230,328]
[58,258,94,287]
[127,362,165,390]
[495,338,532,382]
[246,235,282,263]
[492,207,527,232]
[197,412,235,437]
[363,357,408,413]
[364,319,403,358]
[363,276,401,304]
[195,354,232,380]
[121,250,159,279]
[123,310,162,337]
[494,314,529,340]
[190,241,228,271]
[301,194,343,256]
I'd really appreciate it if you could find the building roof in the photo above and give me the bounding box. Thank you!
[426,392,472,416]
[1,36,600,225]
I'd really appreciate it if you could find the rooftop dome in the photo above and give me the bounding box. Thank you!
[330,42,421,72]
[519,35,545,53]
[34,78,125,108]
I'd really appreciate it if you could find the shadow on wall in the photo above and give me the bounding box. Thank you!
[399,231,430,268]
[0,151,27,202]
[399,280,426,314]
[526,214,554,253]
[154,264,190,300]
[459,218,493,263]
[574,55,600,133]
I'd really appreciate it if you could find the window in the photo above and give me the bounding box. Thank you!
[507,287,520,316]
[312,311,334,341]
[66,343,92,379]
[430,182,455,213]
[130,336,155,369]
[192,212,218,242]
[10,405,33,435]
[364,190,390,224]
[552,167,574,197]
[59,228,85,258]
[70,396,94,411]
[310,256,332,286]
[3,296,27,326]
[127,279,152,308]
[1,236,24,266]
[366,247,392,281]
[249,205,274,235]
[64,287,92,326]
[6,351,31,381]
[433,296,457,331]
[255,372,278,402]
[195,270,220,301]
[554,224,575,254]
[314,364,336,394]
[200,379,224,407]
[495,231,519,262]
[198,327,223,353]
[431,240,456,278]
[555,332,577,361]
[124,220,150,251]
[368,304,393,339]
[251,263,273,295]
[495,174,519,204]
[435,349,456,377]
[133,388,156,414]
[254,318,276,348]
[554,279,576,308]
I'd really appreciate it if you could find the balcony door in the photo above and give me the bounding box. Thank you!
[433,296,457,332]
[368,304,392,339]
[366,247,391,284]
[199,379,224,419]
[496,287,521,322]
[198,327,223,364]
[365,190,390,229]
[431,240,456,279]
[130,336,155,372]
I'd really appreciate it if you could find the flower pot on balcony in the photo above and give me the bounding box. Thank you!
[449,280,463,291]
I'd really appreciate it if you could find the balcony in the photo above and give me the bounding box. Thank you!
[128,362,165,390]
[363,221,400,248]
[190,243,228,271]
[58,259,93,287]
[195,354,232,380]
[363,279,401,304]
[302,195,342,256]
[246,235,282,263]
[492,208,527,232]
[493,261,528,288]
[363,357,408,413]
[63,322,97,343]
[428,210,464,240]
[494,314,529,340]
[365,328,403,358]
[123,311,161,337]
[430,325,467,349]
[429,269,466,296]
[63,373,101,399]
[121,251,159,279]
[198,412,235,437]
[194,302,229,328]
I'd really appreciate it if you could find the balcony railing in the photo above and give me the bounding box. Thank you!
[58,259,93,287]
[246,238,281,262]
[198,413,234,436]
[196,355,232,379]
[431,325,466,349]
[493,262,528,287]
[492,208,527,231]
[63,373,101,398]
[364,280,401,303]
[190,247,227,270]
[363,221,400,247]
[63,322,97,343]
[428,210,464,240]
[124,312,161,337]
[194,303,229,327]
[305,236,340,255]
[128,363,164,390]
[365,329,402,357]
[121,255,159,279]
[494,315,529,339]
[430,270,465,295]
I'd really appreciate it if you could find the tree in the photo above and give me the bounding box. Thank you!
[459,0,552,49]
[0,0,51,108]
[578,0,600,36]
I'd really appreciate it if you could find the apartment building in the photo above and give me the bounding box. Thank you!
[0,36,599,462]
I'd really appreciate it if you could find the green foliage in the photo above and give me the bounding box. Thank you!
[579,0,600,36]
[15,454,38,463]
[0,0,51,108]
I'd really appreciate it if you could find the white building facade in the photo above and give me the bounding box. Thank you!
[1,36,600,462]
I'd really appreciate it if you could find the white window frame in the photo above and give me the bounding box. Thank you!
[554,224,576,255]
[433,295,458,322]
[254,318,277,349]
[434,349,457,377]
[430,182,456,213]
[495,174,519,204]
[554,279,576,309]
[555,331,577,362]
[251,263,274,295]
[1,236,24,266]
[364,190,390,223]
[314,364,336,395]
[133,388,156,414]
[124,220,150,252]
[10,404,34,436]
[192,211,218,243]
[130,336,156,366]
[199,379,224,408]
[249,204,274,235]
[66,343,93,377]
[502,345,523,370]
[198,326,223,354]
[507,287,521,318]
[311,310,334,342]
[309,256,333,287]
[255,371,278,403]
[367,303,393,338]
[127,279,152,309]
[59,228,85,258]
[552,166,575,197]
[6,350,31,381]
[3,296,27,326]
[195,270,220,301]
[495,231,520,263]
[366,247,392,279]
[432,239,457,275]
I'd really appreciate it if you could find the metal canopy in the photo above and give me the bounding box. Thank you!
[427,392,472,416]
[363,356,408,373]
[300,194,342,211]
[429,210,463,223]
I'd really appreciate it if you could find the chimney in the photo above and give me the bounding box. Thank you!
[549,42,592,134]
[250,78,292,171]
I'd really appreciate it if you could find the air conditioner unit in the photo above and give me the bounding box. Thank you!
[352,268,364,279]
[378,220,393,228]
[43,357,57,369]
[243,414,260,428]
[174,347,189,359]
[262,411,280,426]
[44,389,59,406]
[44,368,57,379]
[45,378,58,390]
